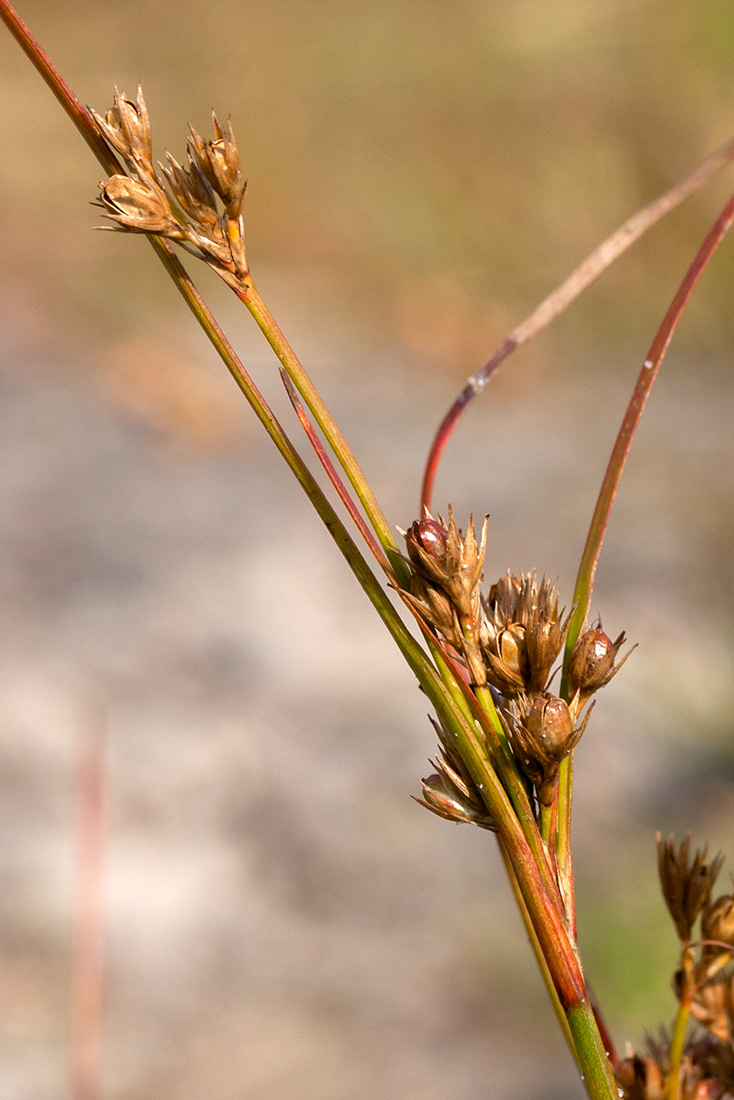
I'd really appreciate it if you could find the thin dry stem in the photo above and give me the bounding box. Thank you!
[421,136,734,510]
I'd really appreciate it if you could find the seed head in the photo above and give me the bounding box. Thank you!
[97,173,184,237]
[188,113,246,218]
[567,627,631,707]
[506,692,586,805]
[91,85,153,173]
[482,571,570,694]
[403,508,487,619]
[702,895,734,948]
[689,973,734,1044]
[159,151,222,237]
[482,622,529,695]
[405,516,449,569]
[415,772,495,829]
[414,717,495,829]
[657,833,724,943]
[403,574,462,648]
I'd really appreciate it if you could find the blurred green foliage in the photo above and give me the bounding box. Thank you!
[2,0,734,369]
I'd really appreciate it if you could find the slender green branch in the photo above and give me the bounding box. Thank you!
[279,368,393,574]
[567,1002,618,1100]
[666,993,691,1100]
[468,685,566,917]
[236,278,409,582]
[554,183,734,969]
[555,754,576,937]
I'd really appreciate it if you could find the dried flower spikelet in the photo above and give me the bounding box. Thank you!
[481,572,528,694]
[402,510,487,685]
[486,571,523,621]
[404,574,462,647]
[188,114,246,218]
[523,575,572,691]
[481,622,529,695]
[567,627,631,707]
[507,693,585,805]
[690,974,734,1043]
[97,173,185,237]
[405,515,450,571]
[414,718,495,830]
[482,572,570,694]
[615,1055,665,1100]
[657,834,724,944]
[404,509,486,619]
[702,895,734,947]
[91,85,153,173]
[159,151,222,238]
[699,895,734,977]
[415,773,495,830]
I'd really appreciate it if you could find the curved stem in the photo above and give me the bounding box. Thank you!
[565,184,734,660]
[420,136,734,511]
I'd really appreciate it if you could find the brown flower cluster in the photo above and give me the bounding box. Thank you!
[617,836,734,1099]
[402,510,629,819]
[91,86,248,283]
[615,1033,734,1100]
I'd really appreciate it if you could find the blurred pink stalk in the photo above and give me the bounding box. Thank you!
[71,719,106,1100]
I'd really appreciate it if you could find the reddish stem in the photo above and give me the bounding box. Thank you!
[568,185,734,647]
[72,719,106,1100]
[420,138,734,512]
[279,368,394,575]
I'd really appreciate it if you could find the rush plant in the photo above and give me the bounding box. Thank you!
[3,4,734,1098]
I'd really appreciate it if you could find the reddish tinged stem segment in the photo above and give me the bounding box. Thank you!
[234,279,407,580]
[279,369,393,575]
[566,184,734,651]
[72,721,106,1100]
[420,137,734,512]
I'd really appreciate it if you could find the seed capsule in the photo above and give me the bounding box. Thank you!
[567,628,629,704]
[508,693,584,805]
[524,693,574,750]
[702,895,734,947]
[405,517,449,568]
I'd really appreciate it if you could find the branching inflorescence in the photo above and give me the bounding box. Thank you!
[3,4,734,1093]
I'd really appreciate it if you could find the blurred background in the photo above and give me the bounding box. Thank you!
[2,0,734,1097]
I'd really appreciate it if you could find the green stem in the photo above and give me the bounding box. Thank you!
[424,636,477,727]
[666,972,691,1100]
[472,684,564,914]
[539,801,554,848]
[236,278,409,582]
[499,842,580,1072]
[567,1001,618,1100]
[555,753,576,937]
